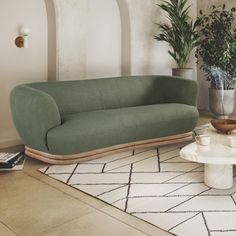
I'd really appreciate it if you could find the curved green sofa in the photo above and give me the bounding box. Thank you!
[10,75,198,164]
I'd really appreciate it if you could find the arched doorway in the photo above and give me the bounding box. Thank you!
[45,0,131,81]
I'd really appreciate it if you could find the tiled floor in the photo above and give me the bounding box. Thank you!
[0,113,230,236]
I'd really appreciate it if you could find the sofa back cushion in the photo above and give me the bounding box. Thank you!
[27,76,195,116]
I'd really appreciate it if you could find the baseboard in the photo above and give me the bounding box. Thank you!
[0,138,23,149]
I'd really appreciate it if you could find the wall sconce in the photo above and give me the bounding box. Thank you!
[15,27,30,48]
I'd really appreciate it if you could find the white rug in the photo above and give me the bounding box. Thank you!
[39,128,236,236]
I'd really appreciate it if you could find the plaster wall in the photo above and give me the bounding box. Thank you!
[55,0,121,80]
[55,0,197,79]
[126,0,197,77]
[125,0,174,75]
[0,0,48,148]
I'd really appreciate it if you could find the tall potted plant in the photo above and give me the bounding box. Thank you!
[196,4,236,118]
[154,0,201,79]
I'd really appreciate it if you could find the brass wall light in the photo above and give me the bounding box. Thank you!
[15,27,30,48]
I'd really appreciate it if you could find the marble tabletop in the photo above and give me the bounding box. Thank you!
[180,125,236,165]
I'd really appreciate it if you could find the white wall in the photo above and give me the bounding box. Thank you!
[126,0,173,75]
[55,0,197,79]
[0,0,48,148]
[126,0,196,76]
[55,0,121,81]
[86,0,121,78]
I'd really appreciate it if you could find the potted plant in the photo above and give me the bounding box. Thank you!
[154,0,201,79]
[196,4,236,118]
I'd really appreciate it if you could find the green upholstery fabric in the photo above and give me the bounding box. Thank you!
[47,104,198,155]
[10,85,61,152]
[10,76,198,154]
[27,76,197,115]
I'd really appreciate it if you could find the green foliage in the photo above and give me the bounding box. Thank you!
[154,0,201,69]
[196,4,236,89]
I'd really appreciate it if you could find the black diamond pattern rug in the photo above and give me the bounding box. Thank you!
[39,127,236,236]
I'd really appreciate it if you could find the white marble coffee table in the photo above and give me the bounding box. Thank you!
[180,126,236,189]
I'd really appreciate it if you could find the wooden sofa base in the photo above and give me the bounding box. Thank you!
[25,132,193,164]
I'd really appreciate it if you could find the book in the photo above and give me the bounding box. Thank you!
[0,155,25,171]
[0,152,22,163]
[0,152,24,169]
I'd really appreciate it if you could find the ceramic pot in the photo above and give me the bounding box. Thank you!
[209,88,235,119]
[172,68,193,80]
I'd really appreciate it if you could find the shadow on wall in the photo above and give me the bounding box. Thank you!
[44,0,57,81]
[116,0,131,75]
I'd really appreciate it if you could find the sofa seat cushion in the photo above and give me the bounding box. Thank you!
[47,103,198,155]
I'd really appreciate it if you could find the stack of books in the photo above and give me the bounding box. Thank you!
[0,152,25,171]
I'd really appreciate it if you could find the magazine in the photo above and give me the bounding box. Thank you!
[0,153,25,171]
[0,152,22,163]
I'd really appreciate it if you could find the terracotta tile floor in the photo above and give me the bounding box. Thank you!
[0,113,232,236]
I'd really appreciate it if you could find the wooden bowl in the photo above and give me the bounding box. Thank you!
[211,119,236,135]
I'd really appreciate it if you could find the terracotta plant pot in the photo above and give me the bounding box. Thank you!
[172,68,193,80]
[209,88,235,119]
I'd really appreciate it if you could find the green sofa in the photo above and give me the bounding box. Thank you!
[10,75,198,164]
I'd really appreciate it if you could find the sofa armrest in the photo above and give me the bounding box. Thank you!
[158,76,198,106]
[10,85,61,152]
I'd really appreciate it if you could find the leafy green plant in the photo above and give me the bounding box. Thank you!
[196,4,236,89]
[154,0,201,69]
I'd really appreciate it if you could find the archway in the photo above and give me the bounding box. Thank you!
[45,0,131,81]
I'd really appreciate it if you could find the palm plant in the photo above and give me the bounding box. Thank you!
[154,0,201,69]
